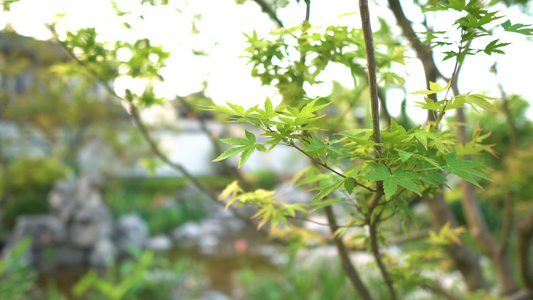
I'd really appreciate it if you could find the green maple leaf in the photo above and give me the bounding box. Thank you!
[213,130,265,168]
[364,164,421,199]
[455,93,498,113]
[444,153,491,188]
[414,97,446,112]
[312,179,344,202]
[411,81,451,95]
[502,20,533,35]
[483,39,510,55]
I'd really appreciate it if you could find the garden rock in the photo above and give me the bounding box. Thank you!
[2,175,116,270]
[199,291,232,300]
[172,217,247,253]
[70,203,113,248]
[89,238,117,266]
[114,213,149,253]
[146,234,172,252]
[2,215,67,266]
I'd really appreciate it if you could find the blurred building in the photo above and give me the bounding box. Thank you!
[0,30,307,179]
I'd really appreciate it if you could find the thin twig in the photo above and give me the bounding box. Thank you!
[289,215,365,228]
[419,282,460,300]
[289,141,376,192]
[251,0,284,28]
[387,0,440,122]
[435,40,470,128]
[388,230,429,244]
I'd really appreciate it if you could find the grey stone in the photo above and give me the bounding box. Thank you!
[200,291,232,300]
[172,221,202,241]
[49,175,104,223]
[114,214,149,253]
[4,175,117,270]
[43,245,86,269]
[2,215,68,266]
[199,219,225,237]
[146,234,172,252]
[70,204,113,248]
[89,238,117,267]
[12,215,67,245]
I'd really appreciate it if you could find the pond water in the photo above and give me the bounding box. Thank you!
[37,226,281,298]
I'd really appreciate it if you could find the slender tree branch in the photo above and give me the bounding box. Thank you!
[387,0,440,122]
[360,0,382,164]
[289,141,376,192]
[419,282,460,300]
[289,215,365,228]
[366,192,397,300]
[359,1,396,299]
[324,205,373,300]
[251,0,284,28]
[368,210,397,300]
[47,25,295,246]
[388,229,429,244]
[435,42,468,127]
[450,51,518,295]
[303,0,311,23]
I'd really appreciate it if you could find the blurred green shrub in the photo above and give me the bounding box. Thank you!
[2,191,49,229]
[449,198,500,232]
[0,157,67,230]
[73,247,203,300]
[248,170,278,190]
[104,177,220,234]
[1,157,67,195]
[0,238,41,299]
[236,257,356,300]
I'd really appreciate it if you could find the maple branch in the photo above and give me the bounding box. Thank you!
[360,0,396,299]
[324,205,373,300]
[288,140,376,192]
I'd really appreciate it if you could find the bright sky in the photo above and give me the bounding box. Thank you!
[2,0,533,123]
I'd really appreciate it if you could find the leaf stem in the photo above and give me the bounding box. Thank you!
[288,140,376,192]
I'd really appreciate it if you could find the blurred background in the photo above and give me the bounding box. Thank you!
[1,0,533,299]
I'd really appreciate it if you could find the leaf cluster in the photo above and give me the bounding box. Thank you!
[218,181,308,229]
[243,23,407,106]
[213,94,494,231]
[421,0,532,61]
